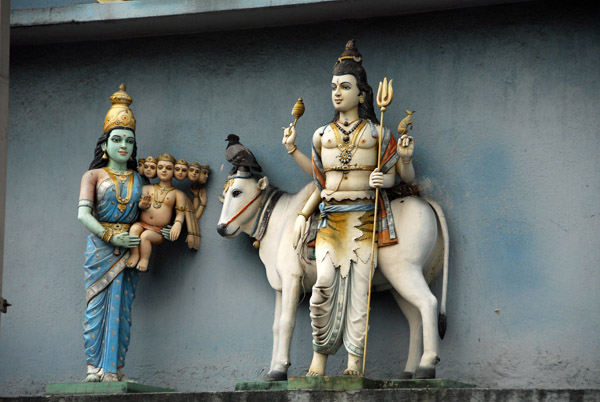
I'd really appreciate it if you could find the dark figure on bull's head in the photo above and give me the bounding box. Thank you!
[281,40,417,376]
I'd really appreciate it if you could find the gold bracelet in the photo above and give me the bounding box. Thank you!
[401,157,413,164]
[287,145,298,155]
[298,211,309,219]
[174,219,183,225]
[101,228,113,243]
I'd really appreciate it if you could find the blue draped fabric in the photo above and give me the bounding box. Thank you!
[83,171,142,374]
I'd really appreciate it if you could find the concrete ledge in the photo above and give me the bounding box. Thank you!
[2,389,600,402]
[10,0,531,46]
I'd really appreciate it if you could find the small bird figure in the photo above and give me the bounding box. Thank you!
[225,134,263,175]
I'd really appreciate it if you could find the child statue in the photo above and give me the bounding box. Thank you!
[125,153,193,270]
[189,163,210,221]
[77,84,144,382]
[174,159,189,181]
[143,156,157,179]
[281,40,416,377]
[137,158,145,176]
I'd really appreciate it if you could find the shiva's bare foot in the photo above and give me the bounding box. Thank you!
[306,352,327,376]
[343,353,362,376]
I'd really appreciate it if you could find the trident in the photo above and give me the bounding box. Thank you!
[362,77,393,376]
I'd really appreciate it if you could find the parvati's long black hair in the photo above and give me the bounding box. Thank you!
[88,127,138,170]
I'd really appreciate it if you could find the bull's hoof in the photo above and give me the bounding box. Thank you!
[265,370,287,382]
[414,367,436,379]
[399,371,414,379]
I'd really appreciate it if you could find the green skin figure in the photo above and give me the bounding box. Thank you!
[78,129,141,248]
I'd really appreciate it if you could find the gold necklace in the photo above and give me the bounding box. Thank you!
[102,168,134,212]
[153,184,175,209]
[104,167,132,183]
[329,120,367,165]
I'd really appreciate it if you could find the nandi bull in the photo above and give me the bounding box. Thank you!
[217,169,449,380]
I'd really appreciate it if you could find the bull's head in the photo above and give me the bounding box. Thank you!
[217,170,269,238]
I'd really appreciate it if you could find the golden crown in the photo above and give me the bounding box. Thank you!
[103,83,136,134]
[158,152,176,164]
[145,156,157,164]
[175,158,188,166]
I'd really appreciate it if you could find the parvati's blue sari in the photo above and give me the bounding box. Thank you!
[83,170,142,375]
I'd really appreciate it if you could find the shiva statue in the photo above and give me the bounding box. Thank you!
[282,40,416,376]
[77,84,145,382]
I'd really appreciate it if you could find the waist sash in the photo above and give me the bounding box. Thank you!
[318,201,375,229]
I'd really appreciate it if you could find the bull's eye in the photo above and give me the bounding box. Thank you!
[232,189,242,198]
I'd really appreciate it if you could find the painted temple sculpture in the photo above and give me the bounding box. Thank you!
[77,84,207,382]
[218,40,449,380]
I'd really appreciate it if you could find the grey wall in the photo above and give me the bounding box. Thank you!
[1,1,599,396]
[0,0,10,329]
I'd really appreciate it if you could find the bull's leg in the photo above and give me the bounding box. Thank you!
[390,289,423,378]
[268,291,282,374]
[385,263,439,378]
[266,277,302,381]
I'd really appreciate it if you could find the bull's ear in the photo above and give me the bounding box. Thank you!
[257,176,269,190]
[218,195,224,203]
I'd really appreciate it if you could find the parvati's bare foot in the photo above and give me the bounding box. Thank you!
[83,373,100,382]
[103,372,118,382]
[343,368,361,376]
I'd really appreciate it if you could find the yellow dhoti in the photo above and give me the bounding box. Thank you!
[310,199,375,357]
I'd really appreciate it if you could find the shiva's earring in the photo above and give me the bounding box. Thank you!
[102,150,108,160]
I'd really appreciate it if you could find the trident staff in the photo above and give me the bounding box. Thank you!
[362,77,394,376]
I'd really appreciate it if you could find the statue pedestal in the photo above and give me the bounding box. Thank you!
[235,376,475,391]
[45,381,174,394]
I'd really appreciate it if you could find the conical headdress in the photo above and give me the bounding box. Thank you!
[335,39,363,67]
[103,83,136,134]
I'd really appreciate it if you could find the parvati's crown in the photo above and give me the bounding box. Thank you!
[103,83,136,134]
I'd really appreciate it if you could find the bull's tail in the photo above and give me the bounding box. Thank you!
[425,198,449,339]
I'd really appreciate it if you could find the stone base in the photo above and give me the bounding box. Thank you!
[45,381,175,394]
[235,376,475,391]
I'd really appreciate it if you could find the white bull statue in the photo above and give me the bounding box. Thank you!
[217,171,449,381]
